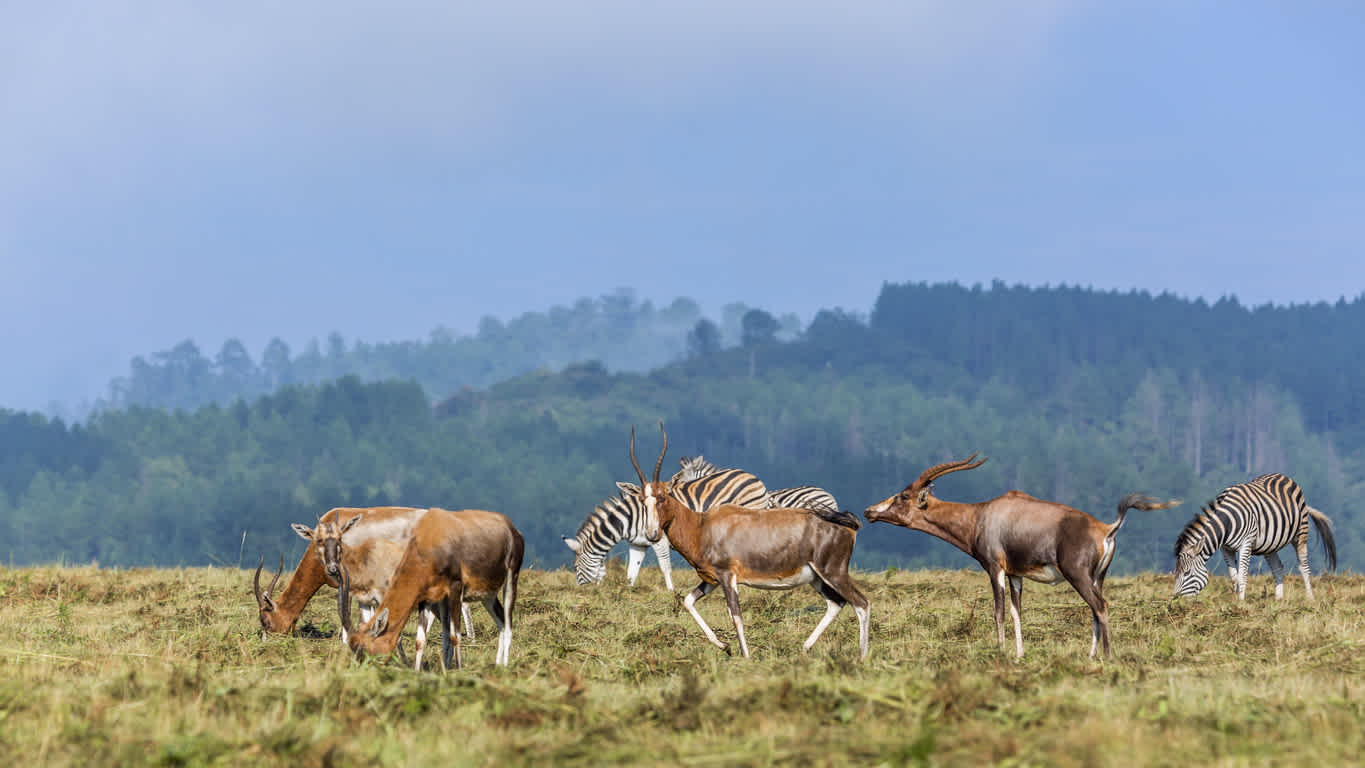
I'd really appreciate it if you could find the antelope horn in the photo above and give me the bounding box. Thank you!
[915,453,988,488]
[267,555,284,597]
[253,555,265,607]
[629,425,646,487]
[654,421,668,483]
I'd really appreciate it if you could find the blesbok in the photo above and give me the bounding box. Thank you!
[625,424,870,660]
[865,455,1180,659]
[254,506,428,640]
[338,507,524,669]
[298,511,475,671]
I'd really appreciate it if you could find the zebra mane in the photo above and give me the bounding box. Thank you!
[1172,502,1220,559]
[575,494,640,539]
[671,455,724,483]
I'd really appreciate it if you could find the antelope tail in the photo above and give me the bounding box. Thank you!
[1108,493,1182,540]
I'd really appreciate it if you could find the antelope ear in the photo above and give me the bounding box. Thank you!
[562,536,581,553]
[291,523,314,541]
[616,481,641,496]
[371,608,388,637]
[916,488,931,508]
[340,514,362,535]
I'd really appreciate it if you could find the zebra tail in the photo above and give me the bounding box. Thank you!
[1306,507,1337,572]
[1109,493,1182,540]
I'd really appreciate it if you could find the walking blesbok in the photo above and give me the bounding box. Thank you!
[625,424,870,659]
[564,459,769,590]
[338,507,524,669]
[299,511,475,670]
[254,506,431,642]
[865,455,1180,659]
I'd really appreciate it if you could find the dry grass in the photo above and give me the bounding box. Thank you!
[0,563,1361,766]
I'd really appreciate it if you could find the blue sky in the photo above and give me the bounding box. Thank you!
[2,1,1362,412]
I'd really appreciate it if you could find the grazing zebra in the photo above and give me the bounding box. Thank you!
[563,466,770,589]
[1173,473,1337,600]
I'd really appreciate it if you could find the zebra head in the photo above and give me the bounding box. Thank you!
[1172,550,1210,597]
[562,535,608,585]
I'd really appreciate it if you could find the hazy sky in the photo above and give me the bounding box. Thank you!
[3,2,1362,412]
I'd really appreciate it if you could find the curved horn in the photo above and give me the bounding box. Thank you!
[654,421,668,483]
[914,453,987,489]
[336,561,352,634]
[253,555,265,608]
[629,425,646,487]
[267,555,284,598]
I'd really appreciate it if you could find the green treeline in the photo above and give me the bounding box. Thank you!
[3,281,1362,573]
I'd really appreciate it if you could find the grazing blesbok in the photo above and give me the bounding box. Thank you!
[301,512,476,671]
[254,506,428,640]
[865,455,1180,659]
[338,508,524,669]
[625,424,870,660]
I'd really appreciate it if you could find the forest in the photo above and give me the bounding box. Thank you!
[2,280,1362,573]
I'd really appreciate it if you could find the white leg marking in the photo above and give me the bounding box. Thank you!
[855,604,870,660]
[803,598,843,651]
[1008,575,1024,659]
[461,602,475,641]
[683,585,727,650]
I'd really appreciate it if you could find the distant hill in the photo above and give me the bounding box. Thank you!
[2,280,1361,572]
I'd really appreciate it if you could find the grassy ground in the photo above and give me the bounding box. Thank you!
[0,563,1361,767]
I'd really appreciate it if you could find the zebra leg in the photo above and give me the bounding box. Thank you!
[625,544,648,586]
[1295,537,1315,599]
[1221,547,1239,587]
[1263,551,1286,600]
[652,536,675,591]
[1236,545,1252,600]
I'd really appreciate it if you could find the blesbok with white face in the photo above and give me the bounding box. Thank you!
[626,424,870,660]
[338,507,524,669]
[254,506,428,640]
[304,511,477,671]
[865,455,1180,659]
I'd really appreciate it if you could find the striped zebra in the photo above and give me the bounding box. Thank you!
[674,455,841,514]
[563,466,770,589]
[1172,473,1337,600]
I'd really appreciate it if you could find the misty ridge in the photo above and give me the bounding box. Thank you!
[2,279,1363,573]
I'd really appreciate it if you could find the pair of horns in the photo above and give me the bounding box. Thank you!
[914,452,988,488]
[629,421,668,486]
[253,554,284,609]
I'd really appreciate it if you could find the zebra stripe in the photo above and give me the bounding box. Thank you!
[674,455,840,513]
[565,467,770,588]
[1172,473,1337,600]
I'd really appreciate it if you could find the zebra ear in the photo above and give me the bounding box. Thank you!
[291,523,315,541]
[562,536,581,554]
[616,481,641,496]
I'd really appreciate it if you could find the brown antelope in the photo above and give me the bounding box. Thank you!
[626,424,870,660]
[254,506,428,640]
[865,454,1180,659]
[338,507,524,669]
[294,511,474,671]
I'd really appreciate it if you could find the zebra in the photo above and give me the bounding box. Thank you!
[1172,472,1337,600]
[675,455,841,514]
[563,466,770,589]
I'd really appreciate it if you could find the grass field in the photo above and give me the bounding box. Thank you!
[0,563,1361,766]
